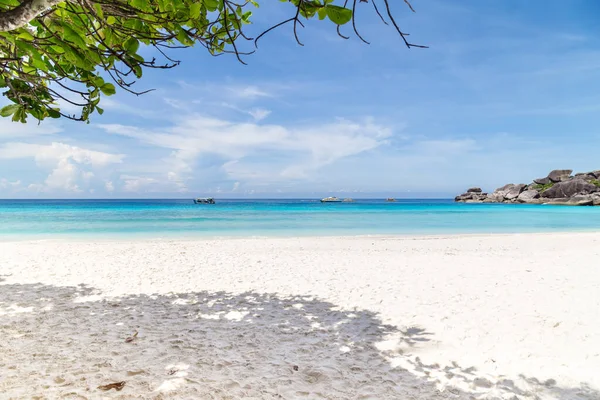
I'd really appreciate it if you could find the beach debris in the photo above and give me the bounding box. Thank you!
[125,331,138,343]
[98,381,126,391]
[292,365,299,371]
[553,322,561,328]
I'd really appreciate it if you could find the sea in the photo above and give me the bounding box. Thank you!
[1,199,600,239]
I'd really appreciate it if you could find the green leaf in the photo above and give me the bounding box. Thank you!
[205,0,218,12]
[93,3,104,19]
[124,37,140,53]
[131,0,145,9]
[100,83,116,96]
[62,25,87,48]
[326,5,352,25]
[241,10,252,23]
[96,106,104,115]
[93,77,105,87]
[0,104,19,117]
[50,45,65,54]
[17,31,34,41]
[317,7,327,20]
[48,109,61,118]
[189,2,201,19]
[106,16,116,25]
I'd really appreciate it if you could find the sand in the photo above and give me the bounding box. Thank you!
[0,233,599,399]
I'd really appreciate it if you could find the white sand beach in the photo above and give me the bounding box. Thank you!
[1,233,599,399]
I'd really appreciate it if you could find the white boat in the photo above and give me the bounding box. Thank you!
[320,197,342,203]
[193,198,215,204]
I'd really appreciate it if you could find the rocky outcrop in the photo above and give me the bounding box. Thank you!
[455,191,488,202]
[455,169,600,206]
[540,179,598,198]
[533,177,551,185]
[547,169,573,182]
[517,190,540,203]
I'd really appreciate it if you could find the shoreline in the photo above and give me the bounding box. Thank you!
[1,233,599,398]
[1,229,600,243]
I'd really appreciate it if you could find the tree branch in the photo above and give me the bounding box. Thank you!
[0,0,63,32]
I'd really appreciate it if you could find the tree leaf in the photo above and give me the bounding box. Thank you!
[48,109,61,118]
[0,104,19,117]
[189,2,201,19]
[124,37,140,53]
[317,7,327,20]
[62,25,87,48]
[326,5,352,25]
[17,31,34,41]
[204,0,219,12]
[100,83,116,95]
[106,16,116,25]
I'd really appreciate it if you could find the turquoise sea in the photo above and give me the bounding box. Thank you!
[1,199,600,239]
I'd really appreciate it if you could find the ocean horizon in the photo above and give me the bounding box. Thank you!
[2,198,600,239]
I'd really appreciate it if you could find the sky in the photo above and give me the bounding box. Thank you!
[1,0,600,198]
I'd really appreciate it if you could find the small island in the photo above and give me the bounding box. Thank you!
[456,169,600,206]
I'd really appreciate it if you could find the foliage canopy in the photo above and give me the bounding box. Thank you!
[0,0,423,122]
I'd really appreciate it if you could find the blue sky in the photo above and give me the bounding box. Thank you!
[1,0,600,198]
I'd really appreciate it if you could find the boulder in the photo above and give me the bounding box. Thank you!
[549,195,595,206]
[517,190,540,203]
[547,169,573,183]
[455,191,488,202]
[533,177,551,185]
[545,198,571,205]
[454,193,472,202]
[593,193,600,206]
[568,195,594,206]
[467,187,482,193]
[591,171,600,179]
[541,178,599,198]
[581,175,596,182]
[493,184,516,200]
[504,184,527,200]
[486,192,505,202]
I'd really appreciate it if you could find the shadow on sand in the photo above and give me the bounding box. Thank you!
[0,282,597,399]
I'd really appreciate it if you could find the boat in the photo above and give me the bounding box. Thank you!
[320,196,342,203]
[386,198,396,202]
[342,198,354,202]
[193,197,215,204]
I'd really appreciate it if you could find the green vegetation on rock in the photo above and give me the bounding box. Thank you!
[532,182,554,191]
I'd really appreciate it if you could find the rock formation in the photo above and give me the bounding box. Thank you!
[455,169,600,206]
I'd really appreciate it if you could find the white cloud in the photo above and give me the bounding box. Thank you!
[0,142,124,167]
[0,178,21,189]
[44,159,82,192]
[0,119,61,138]
[99,115,392,188]
[233,85,271,99]
[121,175,159,192]
[0,142,124,193]
[248,108,271,121]
[105,181,115,192]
